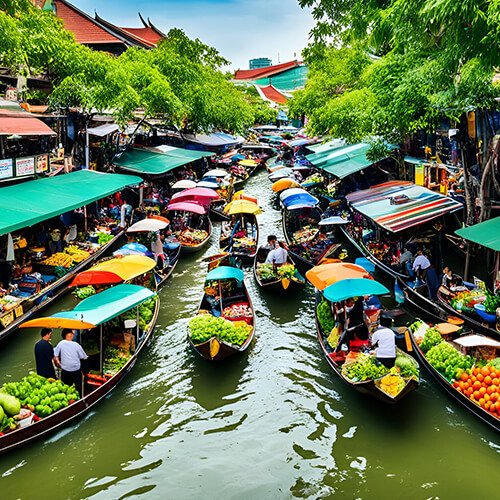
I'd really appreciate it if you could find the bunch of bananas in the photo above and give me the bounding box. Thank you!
[41,253,73,268]
[65,245,90,263]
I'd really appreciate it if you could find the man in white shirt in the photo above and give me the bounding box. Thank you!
[265,241,288,266]
[370,313,396,367]
[412,249,431,281]
[54,330,88,395]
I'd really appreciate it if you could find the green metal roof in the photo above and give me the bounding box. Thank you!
[114,147,213,175]
[254,65,309,91]
[53,284,156,326]
[0,170,141,236]
[455,217,500,252]
[305,139,346,155]
[306,143,373,179]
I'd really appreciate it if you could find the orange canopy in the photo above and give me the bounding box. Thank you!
[306,262,373,290]
[232,191,258,204]
[272,178,300,193]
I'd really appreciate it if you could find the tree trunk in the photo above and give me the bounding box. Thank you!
[479,135,500,223]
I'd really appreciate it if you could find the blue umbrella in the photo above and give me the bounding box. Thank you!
[114,243,153,258]
[323,278,389,302]
[354,257,376,274]
[283,194,319,208]
[206,265,244,282]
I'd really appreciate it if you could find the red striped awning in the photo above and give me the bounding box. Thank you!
[346,181,463,233]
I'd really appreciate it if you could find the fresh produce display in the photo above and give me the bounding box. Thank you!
[452,365,500,416]
[189,314,252,346]
[483,289,500,314]
[317,299,335,334]
[73,285,96,300]
[302,174,323,185]
[1,373,79,424]
[205,280,235,296]
[65,245,90,263]
[232,238,256,251]
[375,372,406,397]
[40,252,73,268]
[292,226,318,244]
[116,296,157,331]
[449,288,484,313]
[418,326,443,353]
[342,353,389,382]
[103,346,130,374]
[257,263,296,280]
[395,355,420,378]
[178,229,208,246]
[222,303,252,318]
[97,233,114,245]
[425,339,474,381]
[0,294,20,313]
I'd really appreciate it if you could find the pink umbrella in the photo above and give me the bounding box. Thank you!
[171,187,220,200]
[167,201,207,214]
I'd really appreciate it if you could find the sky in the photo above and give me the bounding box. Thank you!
[70,0,316,71]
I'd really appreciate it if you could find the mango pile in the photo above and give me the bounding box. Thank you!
[65,245,90,263]
[41,252,73,268]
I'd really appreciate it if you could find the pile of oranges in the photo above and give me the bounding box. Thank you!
[453,366,500,417]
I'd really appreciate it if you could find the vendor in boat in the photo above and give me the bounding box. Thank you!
[346,297,369,342]
[412,248,431,282]
[54,330,88,396]
[263,234,277,250]
[34,328,56,379]
[265,241,288,268]
[370,312,396,368]
[399,246,413,275]
[439,267,466,296]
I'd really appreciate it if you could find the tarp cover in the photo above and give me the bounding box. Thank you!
[346,181,463,233]
[306,143,373,179]
[0,170,141,235]
[52,284,155,326]
[114,147,213,175]
[455,217,500,252]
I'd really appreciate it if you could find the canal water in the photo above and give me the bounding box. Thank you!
[0,169,499,499]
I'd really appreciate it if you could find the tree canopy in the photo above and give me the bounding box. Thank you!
[0,0,273,132]
[293,0,500,143]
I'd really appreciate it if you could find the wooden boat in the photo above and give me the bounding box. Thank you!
[341,181,464,302]
[219,199,261,264]
[314,289,420,404]
[282,205,344,275]
[0,284,159,453]
[406,318,500,432]
[253,246,305,292]
[188,266,255,361]
[0,231,126,343]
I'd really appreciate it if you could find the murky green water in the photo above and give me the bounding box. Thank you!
[1,169,499,499]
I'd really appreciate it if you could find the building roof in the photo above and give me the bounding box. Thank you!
[258,85,289,104]
[234,60,301,81]
[94,13,164,48]
[54,0,128,47]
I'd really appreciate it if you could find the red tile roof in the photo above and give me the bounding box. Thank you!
[234,60,300,81]
[0,116,56,136]
[54,0,126,45]
[260,85,288,104]
[120,27,163,46]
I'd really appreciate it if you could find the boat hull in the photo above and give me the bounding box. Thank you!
[0,296,160,453]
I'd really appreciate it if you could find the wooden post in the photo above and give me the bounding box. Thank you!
[464,243,471,282]
[99,324,103,376]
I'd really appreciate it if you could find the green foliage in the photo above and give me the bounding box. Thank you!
[0,6,259,132]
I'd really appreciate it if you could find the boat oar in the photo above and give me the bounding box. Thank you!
[219,279,223,315]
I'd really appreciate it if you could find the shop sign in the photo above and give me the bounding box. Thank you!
[0,311,14,328]
[15,156,35,177]
[414,164,424,186]
[56,147,64,159]
[36,154,49,173]
[0,158,14,179]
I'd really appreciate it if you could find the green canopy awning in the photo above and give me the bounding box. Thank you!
[0,170,141,236]
[52,284,155,326]
[114,147,213,175]
[306,143,373,179]
[305,139,346,156]
[455,217,500,252]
